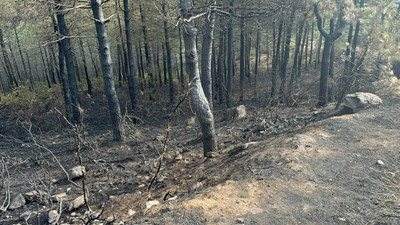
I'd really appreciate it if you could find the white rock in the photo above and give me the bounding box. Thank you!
[51,192,67,202]
[20,211,35,221]
[189,182,203,193]
[146,200,160,209]
[9,193,26,210]
[342,92,383,113]
[69,195,85,211]
[48,210,59,224]
[70,166,85,179]
[128,209,136,216]
[376,160,385,166]
[235,105,247,119]
[236,218,245,224]
[175,154,183,161]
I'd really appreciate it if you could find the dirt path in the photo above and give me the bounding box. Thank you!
[133,97,400,224]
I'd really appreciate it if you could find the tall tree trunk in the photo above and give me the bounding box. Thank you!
[328,19,335,78]
[162,44,167,85]
[309,22,314,65]
[162,2,174,103]
[200,1,216,109]
[45,46,56,84]
[87,40,99,77]
[179,26,185,87]
[314,3,346,106]
[298,22,307,77]
[271,20,282,99]
[55,0,81,124]
[279,7,296,98]
[0,29,18,88]
[180,0,217,157]
[239,17,245,101]
[116,0,128,83]
[139,3,154,87]
[58,42,72,118]
[78,36,93,96]
[254,22,261,77]
[137,41,145,90]
[123,0,138,110]
[226,0,234,108]
[14,27,28,80]
[91,0,124,141]
[37,38,51,88]
[304,24,309,71]
[217,29,224,104]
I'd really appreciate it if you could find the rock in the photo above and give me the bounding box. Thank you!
[175,154,183,161]
[70,166,85,179]
[235,105,247,119]
[51,192,67,202]
[189,182,204,193]
[24,190,48,203]
[138,184,146,188]
[205,152,219,158]
[376,160,385,166]
[9,193,26,210]
[292,134,314,148]
[186,117,196,128]
[146,200,160,209]
[163,153,173,160]
[48,210,59,224]
[241,142,258,150]
[128,209,136,216]
[342,92,383,113]
[69,195,85,211]
[236,218,245,224]
[70,212,77,217]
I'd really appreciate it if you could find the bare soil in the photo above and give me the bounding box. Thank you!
[0,80,400,224]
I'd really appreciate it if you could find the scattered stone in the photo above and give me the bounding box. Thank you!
[51,192,67,202]
[70,166,85,179]
[48,210,59,224]
[157,175,165,182]
[206,152,219,158]
[292,134,315,148]
[342,92,383,113]
[235,105,247,119]
[241,142,258,150]
[186,117,196,128]
[166,195,178,201]
[69,195,85,211]
[189,182,204,193]
[128,209,136,216]
[24,190,48,203]
[236,218,245,224]
[66,188,72,194]
[175,154,183,161]
[338,217,346,222]
[138,184,146,188]
[376,160,385,166]
[163,153,173,160]
[146,200,160,209]
[70,212,77,217]
[9,193,26,210]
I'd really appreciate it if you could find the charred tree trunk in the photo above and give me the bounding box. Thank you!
[78,37,93,96]
[239,18,245,101]
[217,29,224,104]
[226,0,234,108]
[271,20,282,99]
[87,40,99,77]
[123,0,138,110]
[314,3,346,106]
[309,22,314,65]
[0,29,18,88]
[139,3,154,87]
[14,27,28,80]
[180,0,217,157]
[91,0,124,141]
[162,2,174,103]
[298,22,307,77]
[179,26,185,87]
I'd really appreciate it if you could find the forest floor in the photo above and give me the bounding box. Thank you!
[0,76,400,224]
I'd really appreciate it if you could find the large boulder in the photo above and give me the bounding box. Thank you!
[342,92,382,113]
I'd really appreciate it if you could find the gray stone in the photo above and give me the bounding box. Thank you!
[69,195,85,211]
[51,192,67,202]
[376,160,384,166]
[20,211,35,221]
[189,182,204,193]
[236,218,245,224]
[70,166,85,179]
[9,193,26,210]
[48,210,59,224]
[24,190,48,203]
[146,200,160,209]
[235,105,247,119]
[342,92,383,113]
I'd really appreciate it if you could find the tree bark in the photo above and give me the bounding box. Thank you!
[78,35,93,96]
[0,29,18,88]
[139,3,154,87]
[271,20,282,99]
[162,1,174,103]
[179,26,185,87]
[14,27,28,81]
[239,18,245,101]
[200,1,216,109]
[180,0,217,157]
[226,0,234,108]
[91,0,124,140]
[123,0,138,110]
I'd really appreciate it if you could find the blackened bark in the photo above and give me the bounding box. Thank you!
[226,0,234,108]
[288,17,305,103]
[314,3,346,106]
[309,22,314,65]
[87,40,99,77]
[139,3,154,87]
[0,29,18,88]
[271,20,282,99]
[38,38,51,88]
[14,27,28,80]
[123,0,138,110]
[255,22,261,77]
[217,29,224,104]
[162,2,174,103]
[298,22,307,77]
[180,0,217,156]
[279,7,296,98]
[78,36,93,96]
[239,18,245,101]
[91,0,124,141]
[179,26,184,87]
[162,44,167,85]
